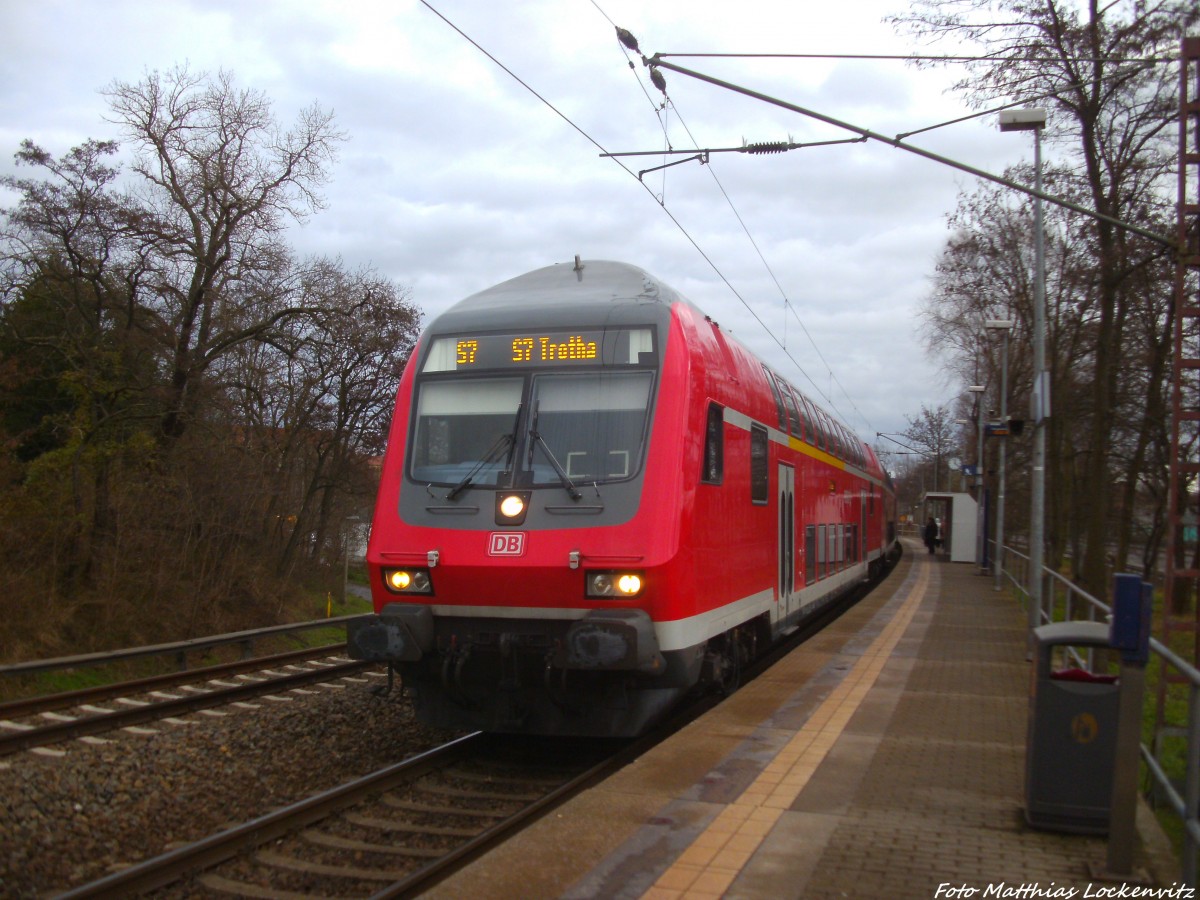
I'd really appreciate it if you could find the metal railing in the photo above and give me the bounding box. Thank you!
[994,540,1199,886]
[0,615,364,681]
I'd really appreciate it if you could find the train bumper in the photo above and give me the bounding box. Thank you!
[557,609,664,674]
[346,604,434,663]
[347,605,663,675]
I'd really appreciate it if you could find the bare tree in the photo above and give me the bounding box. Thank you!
[103,65,346,440]
[903,403,959,493]
[890,0,1187,592]
[0,70,422,656]
[219,259,421,577]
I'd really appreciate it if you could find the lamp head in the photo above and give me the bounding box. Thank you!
[999,109,1047,132]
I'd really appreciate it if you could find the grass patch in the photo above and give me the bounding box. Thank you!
[1139,585,1196,862]
[0,573,376,704]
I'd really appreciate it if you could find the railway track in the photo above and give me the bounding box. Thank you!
[45,582,880,898]
[58,730,639,898]
[0,645,377,757]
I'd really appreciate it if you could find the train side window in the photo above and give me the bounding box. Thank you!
[763,368,787,431]
[782,386,803,437]
[805,525,816,583]
[817,524,827,579]
[813,408,830,452]
[702,402,724,485]
[796,391,814,440]
[750,424,769,504]
[801,398,820,448]
[826,420,837,457]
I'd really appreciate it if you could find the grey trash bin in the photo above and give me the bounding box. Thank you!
[1024,621,1119,834]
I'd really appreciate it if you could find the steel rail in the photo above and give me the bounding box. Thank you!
[369,730,660,898]
[0,614,365,678]
[52,564,897,897]
[55,732,486,899]
[0,642,349,719]
[0,657,374,756]
[371,569,886,898]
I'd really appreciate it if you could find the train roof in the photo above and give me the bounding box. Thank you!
[423,259,876,465]
[428,259,685,334]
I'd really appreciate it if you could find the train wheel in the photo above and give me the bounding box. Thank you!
[703,625,757,697]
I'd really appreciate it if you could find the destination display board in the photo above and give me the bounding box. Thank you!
[422,328,654,372]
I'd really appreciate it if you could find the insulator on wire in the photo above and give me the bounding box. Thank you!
[744,141,791,155]
[616,27,639,52]
[650,67,667,94]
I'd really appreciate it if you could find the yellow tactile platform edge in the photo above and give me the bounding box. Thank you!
[640,562,931,899]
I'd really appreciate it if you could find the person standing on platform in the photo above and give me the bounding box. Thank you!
[923,517,939,555]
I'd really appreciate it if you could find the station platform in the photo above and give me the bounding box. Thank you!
[425,543,1179,899]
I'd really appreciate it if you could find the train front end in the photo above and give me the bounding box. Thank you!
[348,261,699,736]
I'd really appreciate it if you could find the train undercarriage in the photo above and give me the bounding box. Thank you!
[349,605,769,737]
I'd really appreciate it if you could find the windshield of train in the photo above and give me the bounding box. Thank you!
[410,327,657,490]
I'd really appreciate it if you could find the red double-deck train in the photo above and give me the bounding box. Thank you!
[348,259,898,736]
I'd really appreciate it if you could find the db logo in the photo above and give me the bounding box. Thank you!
[488,532,526,557]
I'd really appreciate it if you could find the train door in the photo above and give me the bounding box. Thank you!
[778,464,795,614]
[861,490,868,563]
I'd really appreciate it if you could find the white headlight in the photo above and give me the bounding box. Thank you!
[383,568,433,594]
[617,574,642,595]
[586,571,644,598]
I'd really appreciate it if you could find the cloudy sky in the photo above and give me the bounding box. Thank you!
[0,0,1042,446]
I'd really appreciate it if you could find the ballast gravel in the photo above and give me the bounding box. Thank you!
[0,674,461,897]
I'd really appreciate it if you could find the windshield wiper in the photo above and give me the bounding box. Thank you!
[502,402,523,477]
[446,433,513,501]
[445,403,524,501]
[528,401,582,501]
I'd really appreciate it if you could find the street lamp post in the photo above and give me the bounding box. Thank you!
[1000,108,1048,638]
[968,385,987,571]
[986,320,1015,592]
[342,515,362,606]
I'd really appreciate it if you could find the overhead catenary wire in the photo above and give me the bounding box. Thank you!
[607,15,875,426]
[894,61,1156,140]
[600,36,1176,423]
[651,97,869,424]
[611,22,677,203]
[642,53,1173,247]
[417,0,872,429]
[607,13,857,416]
[600,137,865,158]
[651,51,1170,64]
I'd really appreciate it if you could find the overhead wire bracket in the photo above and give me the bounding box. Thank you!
[638,152,708,181]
